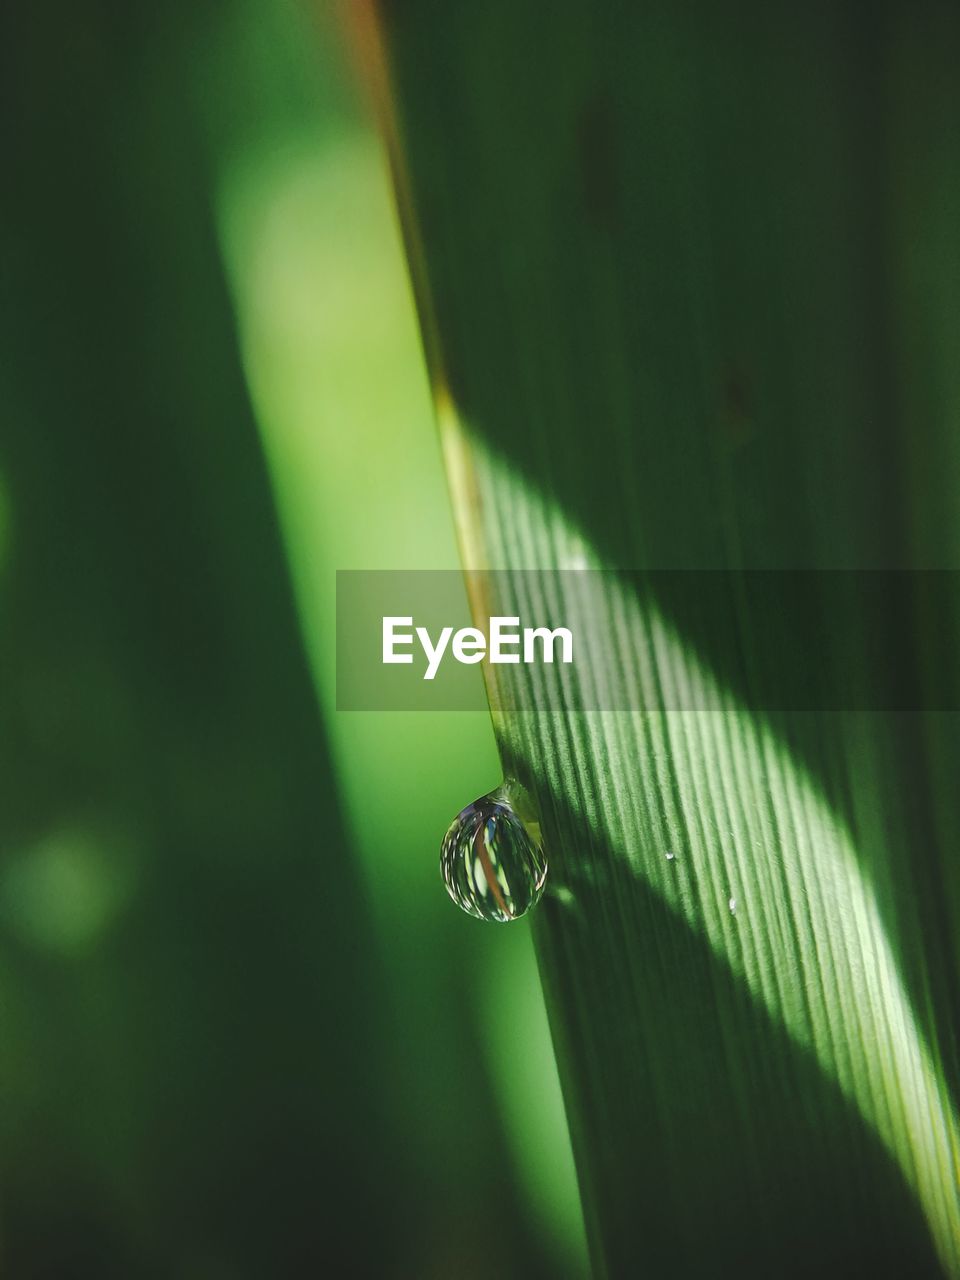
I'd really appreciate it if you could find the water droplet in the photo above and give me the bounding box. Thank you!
[665,849,676,861]
[728,895,737,915]
[441,785,547,923]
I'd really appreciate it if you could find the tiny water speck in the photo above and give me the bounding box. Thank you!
[440,784,547,923]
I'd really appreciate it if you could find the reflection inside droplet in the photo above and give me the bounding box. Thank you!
[440,783,547,923]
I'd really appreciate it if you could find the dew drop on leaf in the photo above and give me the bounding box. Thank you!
[440,786,547,923]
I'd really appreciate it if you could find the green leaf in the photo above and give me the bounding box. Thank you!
[370,1,960,1274]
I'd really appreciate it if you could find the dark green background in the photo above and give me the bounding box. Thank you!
[0,2,584,1275]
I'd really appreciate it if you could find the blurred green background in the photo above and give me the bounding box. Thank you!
[0,0,586,1274]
